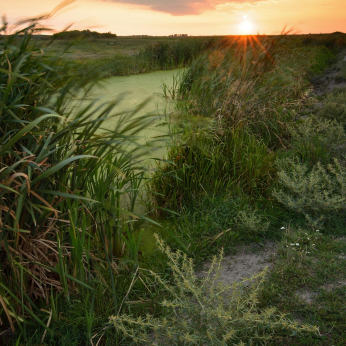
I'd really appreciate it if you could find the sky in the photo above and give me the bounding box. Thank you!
[1,0,345,36]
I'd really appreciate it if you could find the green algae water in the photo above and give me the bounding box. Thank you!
[88,69,183,257]
[84,69,183,161]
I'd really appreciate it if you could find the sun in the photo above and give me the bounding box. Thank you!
[239,17,254,35]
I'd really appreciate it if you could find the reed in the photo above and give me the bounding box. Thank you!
[0,15,156,333]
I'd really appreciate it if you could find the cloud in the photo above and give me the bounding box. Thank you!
[104,0,259,16]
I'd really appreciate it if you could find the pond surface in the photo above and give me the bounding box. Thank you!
[88,69,182,257]
[85,68,184,161]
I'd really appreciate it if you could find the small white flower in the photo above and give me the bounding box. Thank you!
[296,243,299,246]
[290,243,295,246]
[312,244,315,246]
[281,227,285,230]
[307,238,310,240]
[316,230,320,232]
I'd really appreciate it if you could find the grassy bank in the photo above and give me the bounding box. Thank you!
[147,32,346,345]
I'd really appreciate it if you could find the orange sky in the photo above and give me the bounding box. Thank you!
[1,0,345,35]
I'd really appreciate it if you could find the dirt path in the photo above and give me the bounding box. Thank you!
[198,242,275,286]
[312,49,346,96]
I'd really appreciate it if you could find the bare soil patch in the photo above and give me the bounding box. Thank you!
[199,242,275,286]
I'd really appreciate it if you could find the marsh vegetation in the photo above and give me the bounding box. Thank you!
[1,14,346,346]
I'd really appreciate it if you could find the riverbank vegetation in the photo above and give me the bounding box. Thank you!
[1,12,346,346]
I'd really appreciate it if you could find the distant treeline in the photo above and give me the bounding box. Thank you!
[53,29,117,40]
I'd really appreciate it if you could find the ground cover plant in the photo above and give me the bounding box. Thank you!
[2,7,346,345]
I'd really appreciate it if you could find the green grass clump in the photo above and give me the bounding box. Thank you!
[151,127,275,212]
[139,38,214,70]
[308,46,336,74]
[166,195,275,261]
[110,236,318,345]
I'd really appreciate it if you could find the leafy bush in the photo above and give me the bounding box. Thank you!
[273,158,346,224]
[319,92,346,124]
[308,45,335,74]
[110,236,318,345]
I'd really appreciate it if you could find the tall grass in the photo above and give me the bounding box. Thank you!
[138,38,215,70]
[0,15,156,336]
[151,126,275,211]
[150,35,314,214]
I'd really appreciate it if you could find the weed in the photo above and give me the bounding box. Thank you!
[319,92,346,124]
[110,236,318,345]
[273,158,346,226]
[287,115,346,164]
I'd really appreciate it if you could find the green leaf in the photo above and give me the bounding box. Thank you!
[0,114,64,157]
[31,155,98,185]
[36,190,99,203]
[0,183,20,195]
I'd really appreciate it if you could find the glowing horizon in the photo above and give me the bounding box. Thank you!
[1,0,345,36]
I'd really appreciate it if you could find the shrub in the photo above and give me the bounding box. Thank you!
[273,158,346,224]
[110,236,318,345]
[288,116,346,163]
[319,92,346,124]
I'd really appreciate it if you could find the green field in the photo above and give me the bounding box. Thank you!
[2,19,346,346]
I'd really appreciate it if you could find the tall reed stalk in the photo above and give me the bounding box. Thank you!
[0,14,156,333]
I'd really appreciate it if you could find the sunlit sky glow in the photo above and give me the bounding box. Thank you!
[1,0,345,36]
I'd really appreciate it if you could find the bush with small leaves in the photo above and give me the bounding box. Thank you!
[109,236,318,345]
[273,158,346,224]
[319,92,346,124]
[288,115,346,163]
[236,207,270,236]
